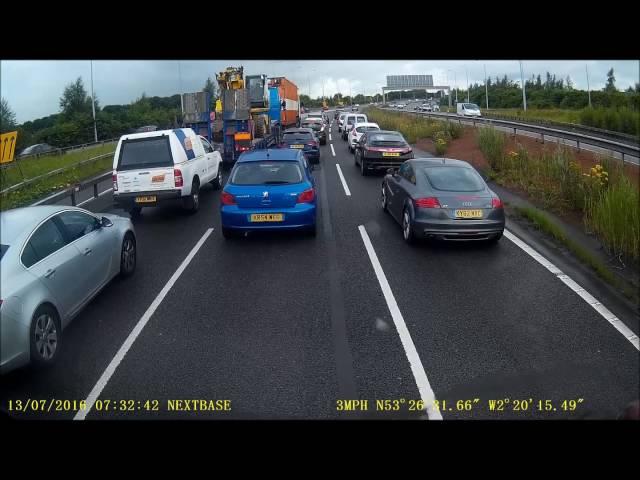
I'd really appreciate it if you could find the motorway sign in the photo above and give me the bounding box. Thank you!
[1,130,18,164]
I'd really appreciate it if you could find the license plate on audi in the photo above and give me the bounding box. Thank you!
[135,195,157,203]
[250,213,284,222]
[455,209,483,219]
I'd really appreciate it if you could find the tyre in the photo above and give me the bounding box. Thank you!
[183,180,200,213]
[222,226,238,239]
[381,184,388,212]
[129,206,142,218]
[354,151,359,167]
[360,155,368,176]
[120,232,136,277]
[211,166,223,190]
[30,304,61,368]
[305,221,317,237]
[488,231,503,244]
[402,208,417,245]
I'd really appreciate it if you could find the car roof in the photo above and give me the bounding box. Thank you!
[410,158,472,168]
[0,205,92,245]
[369,130,403,136]
[353,122,379,127]
[118,128,191,142]
[236,148,301,163]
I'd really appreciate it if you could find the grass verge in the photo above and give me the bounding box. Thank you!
[513,205,638,302]
[0,142,116,190]
[0,156,113,211]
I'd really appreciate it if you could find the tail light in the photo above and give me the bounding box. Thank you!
[112,174,118,191]
[492,197,503,209]
[415,197,441,208]
[307,141,318,148]
[297,188,315,203]
[221,191,236,205]
[174,168,183,188]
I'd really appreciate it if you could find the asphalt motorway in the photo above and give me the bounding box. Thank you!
[1,118,638,420]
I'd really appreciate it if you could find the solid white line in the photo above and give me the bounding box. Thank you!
[335,164,351,196]
[358,225,443,420]
[329,133,332,141]
[76,188,114,207]
[74,227,215,420]
[504,229,639,350]
[330,144,336,157]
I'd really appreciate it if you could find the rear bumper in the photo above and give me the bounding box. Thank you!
[113,189,181,208]
[221,204,316,230]
[362,156,412,170]
[413,218,504,240]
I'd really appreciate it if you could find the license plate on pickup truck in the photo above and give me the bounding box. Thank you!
[135,195,157,203]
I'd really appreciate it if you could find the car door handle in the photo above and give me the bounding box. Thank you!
[83,248,92,256]
[44,269,56,279]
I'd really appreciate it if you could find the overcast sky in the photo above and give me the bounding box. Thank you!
[1,60,638,123]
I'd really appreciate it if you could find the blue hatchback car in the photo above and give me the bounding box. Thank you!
[220,149,317,238]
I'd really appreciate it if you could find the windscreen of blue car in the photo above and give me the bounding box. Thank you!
[231,161,303,185]
[422,166,485,192]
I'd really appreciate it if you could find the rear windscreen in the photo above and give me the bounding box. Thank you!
[283,132,313,142]
[368,134,406,146]
[117,136,173,170]
[231,161,303,185]
[356,126,379,133]
[0,244,8,260]
[302,123,322,131]
[422,166,485,192]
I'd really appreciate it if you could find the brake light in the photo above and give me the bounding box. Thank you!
[415,197,441,208]
[174,168,183,187]
[112,174,118,191]
[221,191,236,205]
[492,197,503,209]
[297,188,315,203]
[307,141,318,148]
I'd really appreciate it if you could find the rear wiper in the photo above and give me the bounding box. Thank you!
[263,181,290,185]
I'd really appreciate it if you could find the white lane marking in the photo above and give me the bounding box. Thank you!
[335,164,351,196]
[504,229,639,350]
[358,225,442,420]
[74,227,215,420]
[330,144,336,157]
[329,133,332,141]
[76,188,114,207]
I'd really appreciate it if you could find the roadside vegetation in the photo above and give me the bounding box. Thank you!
[478,127,639,264]
[1,142,116,190]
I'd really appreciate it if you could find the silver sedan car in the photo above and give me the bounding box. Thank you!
[1,205,136,374]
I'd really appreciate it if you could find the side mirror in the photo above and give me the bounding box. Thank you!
[101,216,113,228]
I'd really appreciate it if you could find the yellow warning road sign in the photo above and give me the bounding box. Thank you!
[1,131,18,164]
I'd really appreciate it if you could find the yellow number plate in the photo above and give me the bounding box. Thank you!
[290,144,304,149]
[135,196,157,203]
[455,209,483,219]
[250,213,284,222]
[382,152,400,157]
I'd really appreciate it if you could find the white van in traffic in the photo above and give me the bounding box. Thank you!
[112,128,223,216]
[342,113,368,140]
[457,103,481,117]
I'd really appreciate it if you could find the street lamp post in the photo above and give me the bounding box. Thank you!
[586,64,592,108]
[519,60,527,112]
[454,72,458,104]
[484,64,489,110]
[466,66,469,103]
[90,60,98,142]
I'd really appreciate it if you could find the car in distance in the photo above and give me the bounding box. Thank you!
[18,143,58,158]
[220,149,317,238]
[381,158,504,244]
[353,130,413,175]
[280,128,320,164]
[301,119,327,145]
[112,128,223,217]
[457,103,482,117]
[342,113,368,141]
[348,122,380,153]
[0,205,137,374]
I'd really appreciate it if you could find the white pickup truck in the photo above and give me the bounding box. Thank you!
[112,128,223,216]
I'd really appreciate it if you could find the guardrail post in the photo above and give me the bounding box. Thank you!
[576,140,580,151]
[541,133,544,144]
[513,127,517,137]
[71,187,77,206]
[93,182,99,199]
[621,152,625,165]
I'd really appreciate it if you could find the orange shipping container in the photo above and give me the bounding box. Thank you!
[270,77,299,128]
